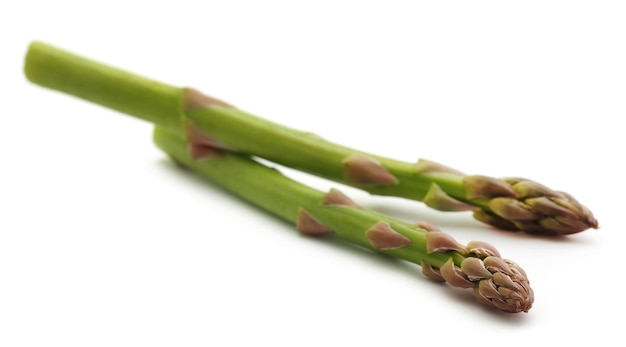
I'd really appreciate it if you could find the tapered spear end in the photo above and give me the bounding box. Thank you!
[425,230,534,313]
[464,176,598,236]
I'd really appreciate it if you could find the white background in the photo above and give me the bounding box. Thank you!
[1,1,624,346]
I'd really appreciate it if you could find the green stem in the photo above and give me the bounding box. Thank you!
[154,127,533,313]
[24,41,183,132]
[24,41,597,235]
[23,41,536,312]
[186,105,466,201]
[154,128,455,268]
[23,41,466,204]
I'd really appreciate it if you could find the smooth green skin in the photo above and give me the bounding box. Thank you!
[23,41,478,208]
[24,41,183,132]
[185,106,469,202]
[154,128,465,269]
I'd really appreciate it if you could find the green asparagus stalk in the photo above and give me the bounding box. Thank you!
[24,41,598,235]
[153,127,533,313]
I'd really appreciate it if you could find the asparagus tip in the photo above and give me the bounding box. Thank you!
[464,176,598,235]
[424,242,534,313]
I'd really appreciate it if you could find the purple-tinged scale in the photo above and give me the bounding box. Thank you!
[421,262,445,282]
[473,289,520,314]
[413,222,441,232]
[525,197,580,219]
[184,120,235,160]
[343,154,398,186]
[488,197,539,221]
[423,183,476,211]
[483,256,513,275]
[491,298,519,313]
[477,279,501,299]
[472,210,519,231]
[365,222,411,250]
[555,192,585,213]
[473,288,494,307]
[474,256,532,313]
[466,241,501,258]
[296,209,334,236]
[440,259,475,288]
[460,258,493,281]
[492,272,521,291]
[184,120,235,151]
[463,175,517,199]
[414,159,465,176]
[539,217,586,235]
[511,179,562,199]
[506,260,528,278]
[183,88,233,111]
[322,188,360,208]
[554,214,596,230]
[425,232,467,254]
[188,144,224,160]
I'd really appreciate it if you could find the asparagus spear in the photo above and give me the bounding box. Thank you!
[24,41,598,235]
[153,127,533,313]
